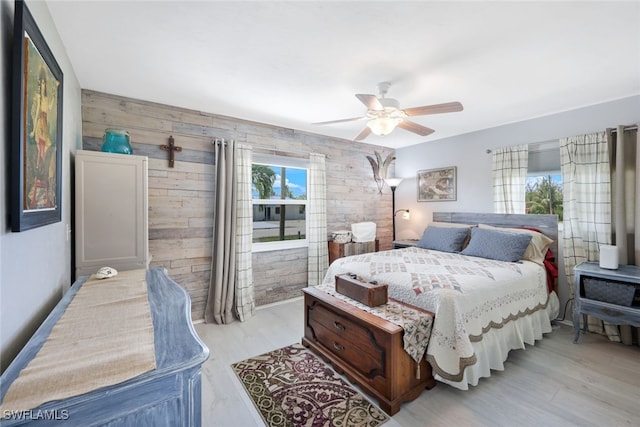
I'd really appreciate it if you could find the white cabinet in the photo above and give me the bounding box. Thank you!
[75,150,149,277]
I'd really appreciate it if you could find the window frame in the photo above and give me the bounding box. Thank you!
[251,154,309,253]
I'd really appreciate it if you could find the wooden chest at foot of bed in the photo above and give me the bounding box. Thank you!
[335,273,388,307]
[302,286,435,415]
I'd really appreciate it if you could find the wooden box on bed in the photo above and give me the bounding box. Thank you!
[335,273,388,307]
[302,286,435,415]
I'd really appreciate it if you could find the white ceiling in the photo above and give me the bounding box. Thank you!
[46,1,640,149]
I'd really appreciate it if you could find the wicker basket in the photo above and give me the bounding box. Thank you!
[583,278,635,306]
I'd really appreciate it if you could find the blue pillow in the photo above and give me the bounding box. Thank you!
[417,226,470,253]
[461,227,532,262]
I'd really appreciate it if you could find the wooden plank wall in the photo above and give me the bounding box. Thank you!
[81,90,395,320]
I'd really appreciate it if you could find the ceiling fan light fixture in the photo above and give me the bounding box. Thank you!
[367,117,402,136]
[313,81,463,141]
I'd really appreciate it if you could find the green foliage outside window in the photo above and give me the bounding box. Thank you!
[526,175,563,221]
[252,165,276,200]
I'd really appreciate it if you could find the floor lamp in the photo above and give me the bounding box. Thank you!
[384,178,409,241]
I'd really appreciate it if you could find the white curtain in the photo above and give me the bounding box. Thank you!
[607,125,639,345]
[205,140,254,324]
[235,143,255,321]
[307,153,329,286]
[492,144,528,213]
[560,132,619,339]
[560,132,611,298]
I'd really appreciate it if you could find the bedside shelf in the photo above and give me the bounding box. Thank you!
[573,262,640,343]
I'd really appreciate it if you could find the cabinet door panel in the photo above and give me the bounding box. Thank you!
[75,151,148,276]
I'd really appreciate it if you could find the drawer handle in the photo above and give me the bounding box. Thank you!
[333,321,345,331]
[333,342,344,351]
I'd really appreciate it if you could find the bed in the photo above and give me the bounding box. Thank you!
[307,212,559,402]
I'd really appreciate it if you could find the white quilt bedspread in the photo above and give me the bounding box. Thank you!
[321,246,552,383]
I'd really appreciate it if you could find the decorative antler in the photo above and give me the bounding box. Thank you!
[366,150,396,194]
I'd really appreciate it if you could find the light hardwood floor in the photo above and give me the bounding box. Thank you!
[195,298,640,427]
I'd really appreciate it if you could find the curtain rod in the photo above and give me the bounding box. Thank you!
[210,139,311,158]
[485,125,638,153]
[252,146,311,158]
[609,125,638,133]
[486,140,557,154]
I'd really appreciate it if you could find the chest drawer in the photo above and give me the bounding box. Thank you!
[308,304,385,369]
[309,318,385,378]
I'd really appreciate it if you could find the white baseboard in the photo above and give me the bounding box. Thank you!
[191,296,303,324]
[554,319,574,327]
[257,296,303,310]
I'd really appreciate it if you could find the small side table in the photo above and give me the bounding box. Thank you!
[573,262,640,343]
[393,239,419,249]
[328,240,379,264]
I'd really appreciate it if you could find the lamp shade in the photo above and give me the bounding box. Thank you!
[394,209,410,219]
[385,177,403,188]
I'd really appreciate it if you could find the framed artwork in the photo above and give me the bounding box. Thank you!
[11,0,64,231]
[417,166,457,201]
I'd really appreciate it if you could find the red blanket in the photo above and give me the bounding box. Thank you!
[521,226,558,293]
[543,249,559,293]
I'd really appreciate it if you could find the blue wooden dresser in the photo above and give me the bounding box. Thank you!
[573,262,640,343]
[0,268,209,426]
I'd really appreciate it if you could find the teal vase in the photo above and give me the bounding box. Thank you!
[101,128,133,154]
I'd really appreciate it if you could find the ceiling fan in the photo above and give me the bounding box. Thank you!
[313,82,463,141]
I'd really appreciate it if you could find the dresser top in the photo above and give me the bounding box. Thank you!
[0,268,209,409]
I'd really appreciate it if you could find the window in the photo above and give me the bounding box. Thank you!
[526,142,563,220]
[252,155,308,251]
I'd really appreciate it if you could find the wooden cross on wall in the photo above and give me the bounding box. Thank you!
[160,135,182,168]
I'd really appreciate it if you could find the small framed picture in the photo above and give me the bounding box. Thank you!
[417,166,456,201]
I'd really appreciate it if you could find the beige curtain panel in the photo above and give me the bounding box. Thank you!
[205,139,254,324]
[492,144,528,214]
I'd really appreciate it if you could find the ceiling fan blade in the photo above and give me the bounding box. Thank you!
[312,116,365,125]
[397,120,435,136]
[354,127,372,141]
[355,94,383,111]
[403,101,464,117]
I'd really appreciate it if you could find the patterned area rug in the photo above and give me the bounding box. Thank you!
[231,344,389,427]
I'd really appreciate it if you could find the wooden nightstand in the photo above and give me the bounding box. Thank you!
[328,240,379,264]
[392,239,419,249]
[573,262,640,343]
